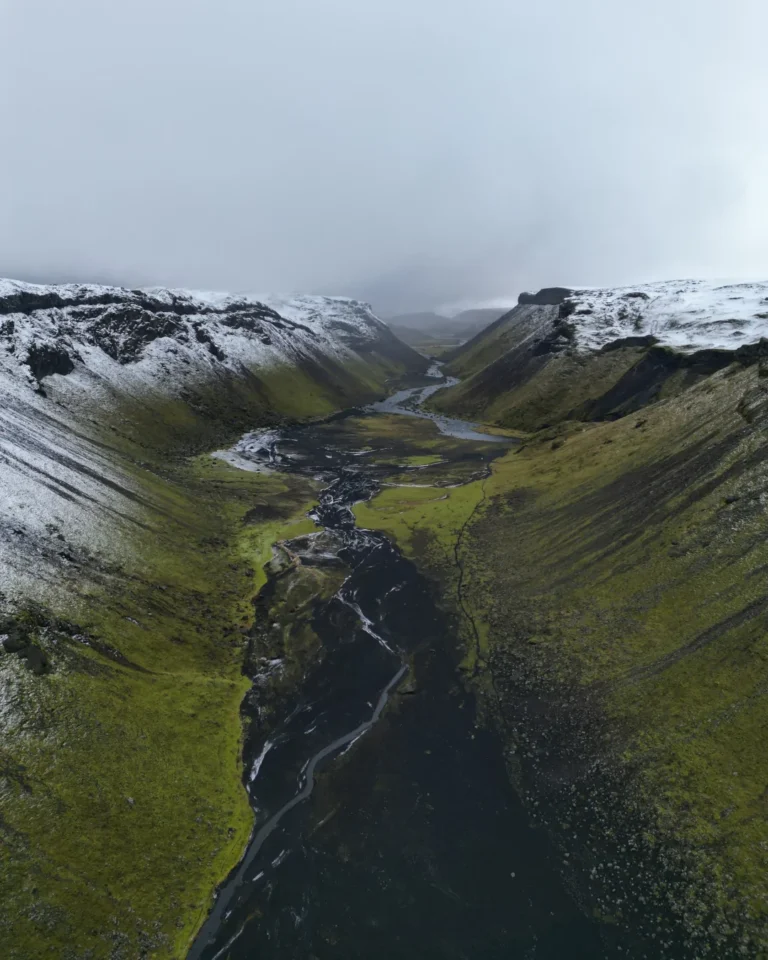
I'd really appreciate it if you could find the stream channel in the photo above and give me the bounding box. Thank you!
[189,366,607,959]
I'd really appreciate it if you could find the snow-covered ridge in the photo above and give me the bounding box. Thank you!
[0,278,393,392]
[562,280,768,354]
[0,278,413,605]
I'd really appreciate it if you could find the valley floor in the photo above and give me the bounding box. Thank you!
[5,344,768,956]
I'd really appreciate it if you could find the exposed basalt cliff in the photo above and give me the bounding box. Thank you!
[0,277,425,959]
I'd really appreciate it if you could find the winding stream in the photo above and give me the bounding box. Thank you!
[371,362,510,442]
[189,370,606,959]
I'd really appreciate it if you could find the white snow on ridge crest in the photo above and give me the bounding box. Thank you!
[565,279,768,354]
[0,278,387,377]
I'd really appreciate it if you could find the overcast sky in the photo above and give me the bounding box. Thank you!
[4,1,768,314]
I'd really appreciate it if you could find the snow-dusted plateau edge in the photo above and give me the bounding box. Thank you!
[558,279,768,353]
[0,278,414,603]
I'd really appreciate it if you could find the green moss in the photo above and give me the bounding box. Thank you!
[431,348,649,431]
[354,462,491,674]
[450,363,768,940]
[355,479,484,565]
[0,431,321,958]
[442,312,523,380]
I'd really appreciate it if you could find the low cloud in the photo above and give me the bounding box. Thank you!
[4,0,768,314]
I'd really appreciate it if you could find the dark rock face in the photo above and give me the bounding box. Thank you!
[600,335,660,353]
[1,621,50,675]
[192,324,226,361]
[82,306,183,363]
[0,288,127,316]
[218,303,286,332]
[25,342,76,380]
[518,287,573,306]
[735,337,768,367]
[574,345,736,422]
[65,299,309,363]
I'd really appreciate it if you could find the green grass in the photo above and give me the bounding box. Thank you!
[0,452,320,959]
[431,347,648,431]
[447,362,768,943]
[353,347,768,946]
[355,481,483,567]
[0,341,424,959]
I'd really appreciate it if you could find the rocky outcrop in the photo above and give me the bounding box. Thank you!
[25,342,77,381]
[517,286,573,306]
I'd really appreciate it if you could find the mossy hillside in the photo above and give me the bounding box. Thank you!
[441,307,523,379]
[430,347,647,430]
[0,445,320,958]
[431,342,719,434]
[455,363,768,946]
[93,353,412,462]
[432,330,746,434]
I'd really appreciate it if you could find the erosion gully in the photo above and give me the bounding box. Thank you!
[190,367,606,960]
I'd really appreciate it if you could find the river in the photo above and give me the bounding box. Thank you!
[189,370,607,959]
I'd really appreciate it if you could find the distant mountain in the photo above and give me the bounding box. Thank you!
[386,307,506,345]
[389,324,439,346]
[451,308,509,338]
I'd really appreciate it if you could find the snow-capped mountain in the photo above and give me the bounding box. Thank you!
[0,278,408,394]
[561,280,768,353]
[0,278,422,603]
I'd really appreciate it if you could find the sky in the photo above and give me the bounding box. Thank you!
[3,0,768,315]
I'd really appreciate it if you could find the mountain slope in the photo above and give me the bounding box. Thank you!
[0,280,423,603]
[0,278,425,959]
[433,281,768,430]
[359,281,768,951]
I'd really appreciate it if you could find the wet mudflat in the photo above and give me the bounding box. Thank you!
[190,376,608,959]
